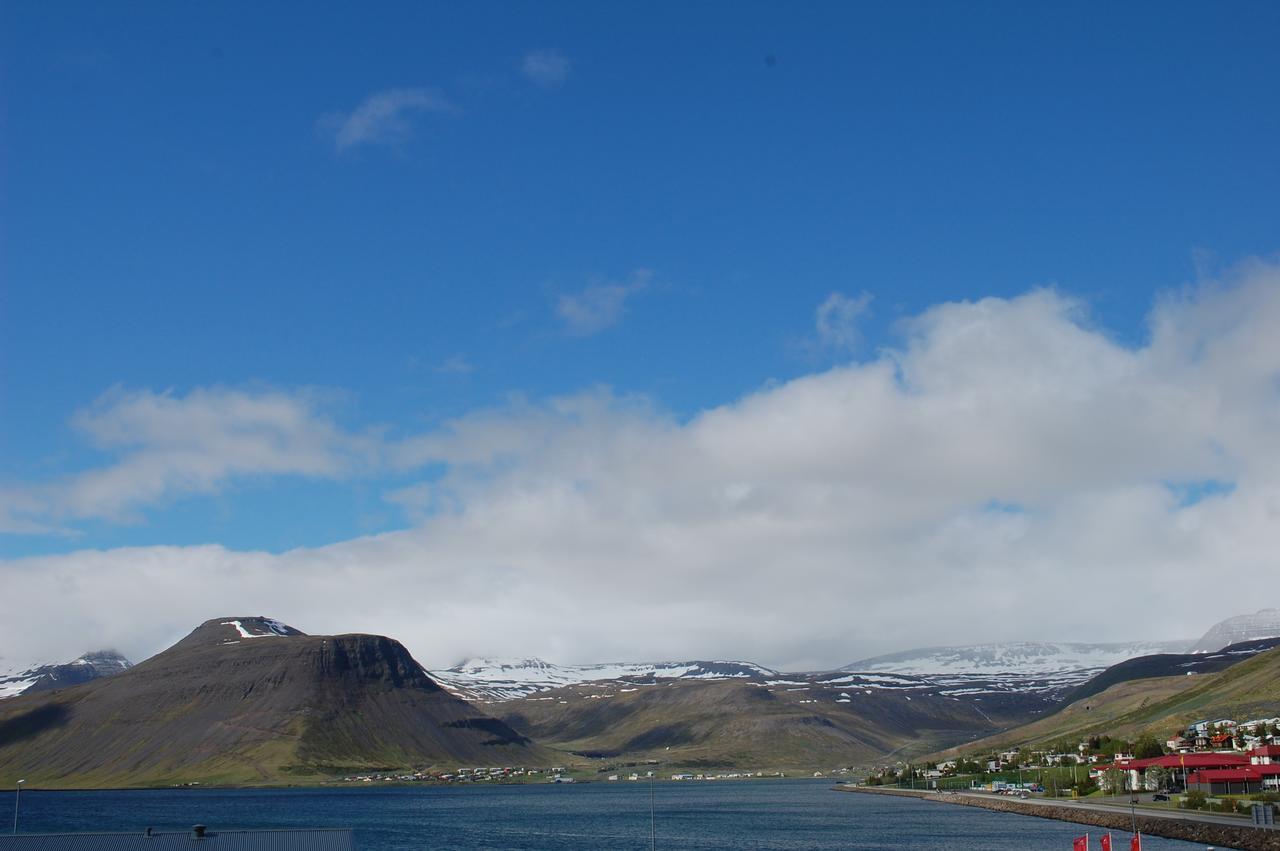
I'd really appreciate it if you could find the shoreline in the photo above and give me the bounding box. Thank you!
[838,786,1280,851]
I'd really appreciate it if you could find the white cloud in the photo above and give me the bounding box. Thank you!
[520,49,570,88]
[433,355,475,375]
[321,87,451,152]
[6,262,1280,671]
[1,387,378,528]
[556,270,650,336]
[815,291,873,349]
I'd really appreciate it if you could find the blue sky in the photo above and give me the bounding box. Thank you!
[3,2,1280,665]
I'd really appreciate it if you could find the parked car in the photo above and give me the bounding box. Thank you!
[1153,793,1170,802]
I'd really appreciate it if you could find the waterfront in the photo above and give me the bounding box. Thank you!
[5,780,1230,849]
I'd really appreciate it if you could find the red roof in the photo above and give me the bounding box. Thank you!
[1187,765,1280,783]
[1126,753,1248,770]
[1251,745,1280,757]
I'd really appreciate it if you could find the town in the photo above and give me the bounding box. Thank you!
[864,716,1280,815]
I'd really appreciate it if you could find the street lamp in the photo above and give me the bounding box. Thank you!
[12,779,25,835]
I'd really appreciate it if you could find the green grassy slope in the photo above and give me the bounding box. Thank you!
[933,646,1280,757]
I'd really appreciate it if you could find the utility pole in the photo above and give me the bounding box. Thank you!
[12,780,24,835]
[649,767,656,851]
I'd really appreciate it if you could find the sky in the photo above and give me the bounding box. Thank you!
[2,1,1280,671]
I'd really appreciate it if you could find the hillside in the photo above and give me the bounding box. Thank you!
[932,644,1280,757]
[0,617,553,788]
[498,671,1044,770]
[1064,636,1280,703]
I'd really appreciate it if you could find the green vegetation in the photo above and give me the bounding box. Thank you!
[933,646,1280,759]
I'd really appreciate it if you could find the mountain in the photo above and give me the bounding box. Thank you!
[0,617,553,788]
[1190,608,1280,653]
[433,658,778,702]
[496,670,1043,770]
[0,651,132,699]
[1061,636,1280,703]
[932,642,1280,758]
[844,640,1193,698]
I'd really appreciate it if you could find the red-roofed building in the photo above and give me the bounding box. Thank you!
[1251,745,1280,765]
[1120,753,1249,791]
[1186,765,1280,795]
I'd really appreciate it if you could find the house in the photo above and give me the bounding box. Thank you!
[0,827,353,850]
[1251,745,1280,765]
[1117,752,1249,791]
[1166,736,1191,752]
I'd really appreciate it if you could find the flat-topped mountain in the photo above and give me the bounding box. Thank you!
[0,617,552,788]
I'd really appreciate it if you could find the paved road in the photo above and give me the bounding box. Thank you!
[949,790,1267,830]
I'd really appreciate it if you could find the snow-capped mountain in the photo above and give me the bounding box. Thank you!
[1190,609,1280,653]
[432,657,778,702]
[0,650,133,700]
[432,639,1202,703]
[842,640,1193,693]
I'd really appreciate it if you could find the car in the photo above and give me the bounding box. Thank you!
[1153,793,1170,802]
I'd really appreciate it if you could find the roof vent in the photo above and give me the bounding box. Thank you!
[192,824,208,839]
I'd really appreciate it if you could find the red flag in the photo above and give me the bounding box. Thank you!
[1101,834,1112,851]
[1073,836,1089,851]
[1130,833,1141,851]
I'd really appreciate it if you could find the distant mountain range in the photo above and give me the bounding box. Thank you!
[0,650,132,699]
[434,658,779,702]
[1189,608,1280,653]
[841,640,1194,693]
[434,641,1195,706]
[1,608,1274,786]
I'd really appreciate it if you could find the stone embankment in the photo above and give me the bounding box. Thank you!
[839,786,1280,851]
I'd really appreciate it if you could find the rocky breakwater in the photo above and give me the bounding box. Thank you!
[839,786,1280,851]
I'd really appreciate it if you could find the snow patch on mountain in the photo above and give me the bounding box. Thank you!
[835,640,1194,695]
[221,618,296,639]
[432,657,777,701]
[0,650,133,700]
[1190,609,1280,654]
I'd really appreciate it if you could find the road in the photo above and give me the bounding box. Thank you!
[948,790,1265,830]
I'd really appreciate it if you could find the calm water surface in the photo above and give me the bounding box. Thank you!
[7,781,1232,850]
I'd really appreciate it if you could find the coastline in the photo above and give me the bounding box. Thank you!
[838,786,1279,851]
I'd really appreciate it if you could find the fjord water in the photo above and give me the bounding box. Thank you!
[8,781,1222,850]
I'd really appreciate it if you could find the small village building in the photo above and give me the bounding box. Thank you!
[1115,752,1249,791]
[1251,744,1280,765]
[1185,765,1280,796]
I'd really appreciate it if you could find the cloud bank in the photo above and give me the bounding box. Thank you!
[5,262,1280,672]
[0,387,377,530]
